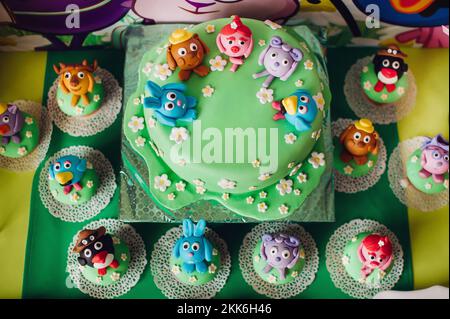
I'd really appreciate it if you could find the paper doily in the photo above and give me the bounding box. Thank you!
[239,223,319,299]
[39,146,117,222]
[47,68,122,137]
[66,219,147,299]
[0,100,53,171]
[344,56,417,125]
[388,137,449,212]
[332,118,387,193]
[150,226,231,299]
[326,219,404,299]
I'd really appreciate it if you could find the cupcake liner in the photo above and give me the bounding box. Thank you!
[239,222,319,299]
[47,68,122,137]
[39,146,117,222]
[0,100,52,171]
[66,219,147,299]
[326,219,404,299]
[344,56,417,125]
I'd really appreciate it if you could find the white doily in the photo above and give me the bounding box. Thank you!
[0,100,53,171]
[38,146,117,222]
[150,226,231,299]
[388,137,449,212]
[66,219,147,299]
[47,68,122,137]
[326,219,404,299]
[239,223,319,299]
[344,56,417,125]
[332,118,387,193]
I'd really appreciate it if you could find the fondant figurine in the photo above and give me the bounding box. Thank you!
[253,36,303,88]
[53,59,98,106]
[357,234,393,279]
[0,103,24,145]
[260,233,300,280]
[144,80,197,127]
[272,90,318,132]
[167,29,210,81]
[173,219,213,274]
[216,16,254,72]
[419,134,449,183]
[339,119,379,165]
[73,226,120,276]
[49,155,87,195]
[373,45,408,93]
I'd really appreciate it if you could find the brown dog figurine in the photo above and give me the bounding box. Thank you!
[339,119,379,165]
[53,60,98,107]
[167,29,210,81]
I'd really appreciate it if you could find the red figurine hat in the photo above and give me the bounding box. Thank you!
[221,16,252,37]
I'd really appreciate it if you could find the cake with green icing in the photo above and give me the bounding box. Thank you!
[123,17,331,221]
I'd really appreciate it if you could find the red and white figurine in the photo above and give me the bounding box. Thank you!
[357,234,393,279]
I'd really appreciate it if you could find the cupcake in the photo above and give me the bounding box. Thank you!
[0,103,39,158]
[48,155,99,205]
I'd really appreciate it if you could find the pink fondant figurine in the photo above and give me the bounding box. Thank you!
[357,234,393,279]
[216,16,253,72]
[419,134,449,184]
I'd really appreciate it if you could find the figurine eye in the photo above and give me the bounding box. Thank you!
[177,48,187,56]
[239,40,245,45]
[363,136,371,144]
[64,72,71,79]
[282,250,291,259]
[392,61,400,70]
[270,247,278,256]
[182,242,190,250]
[81,239,88,245]
[1,115,9,123]
[387,48,393,54]
[370,255,375,260]
[164,102,175,111]
[378,258,383,263]
[64,161,71,169]
[298,105,308,115]
[270,52,277,58]
[54,163,61,171]
[382,59,390,67]
[353,132,361,140]
[282,59,289,65]
[299,96,309,103]
[444,155,449,162]
[94,242,103,250]
[190,43,198,51]
[192,243,200,251]
[84,249,92,258]
[89,235,95,241]
[227,39,233,45]
[166,92,177,101]
[77,72,85,79]
[432,151,441,159]
[392,50,398,55]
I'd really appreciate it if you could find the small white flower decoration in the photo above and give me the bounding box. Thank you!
[257,202,268,213]
[205,24,215,33]
[258,173,271,181]
[425,183,432,190]
[397,87,405,96]
[154,63,172,81]
[259,191,267,199]
[17,147,27,156]
[246,196,255,204]
[212,248,218,256]
[218,178,236,190]
[278,204,289,215]
[308,152,326,169]
[300,42,310,53]
[381,94,388,101]
[342,255,350,265]
[202,85,215,97]
[400,178,409,189]
[313,92,325,111]
[133,97,141,105]
[264,20,282,30]
[75,106,84,115]
[297,173,308,184]
[196,186,206,195]
[120,253,127,261]
[284,133,297,144]
[71,193,80,202]
[304,59,314,70]
[128,116,145,133]
[364,81,372,91]
[135,136,146,147]
[252,159,261,168]
[142,62,153,76]
[0,146,6,154]
[311,129,321,141]
[362,66,369,73]
[57,99,64,106]
[258,39,266,47]
[169,127,189,145]
[167,193,176,201]
[288,162,295,169]
[444,180,449,189]
[25,117,33,125]
[110,272,121,282]
[411,155,418,163]
[291,271,299,278]
[222,193,230,201]
[193,179,205,186]
[188,276,198,283]
[154,174,171,192]
[256,88,274,104]
[25,131,32,138]
[86,180,94,189]
[367,160,374,168]
[378,240,385,247]
[254,255,260,263]
[112,236,120,245]
[175,181,186,192]
[93,94,100,102]
[86,161,93,170]
[95,276,103,284]
[148,117,156,128]
[343,165,354,175]
[248,186,257,191]
[295,79,304,87]
[171,265,181,275]
[209,55,227,71]
[294,189,301,196]
[289,163,302,176]
[276,179,293,196]
[208,263,217,274]
[267,274,277,283]
[351,237,357,242]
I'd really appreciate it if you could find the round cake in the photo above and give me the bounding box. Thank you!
[342,232,394,286]
[406,134,449,195]
[253,233,305,285]
[0,103,39,158]
[48,155,99,205]
[334,119,379,178]
[73,226,129,286]
[124,17,331,220]
[360,45,409,105]
[53,60,104,117]
[170,219,220,286]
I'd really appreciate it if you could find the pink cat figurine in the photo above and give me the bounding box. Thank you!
[357,234,393,279]
[419,134,449,184]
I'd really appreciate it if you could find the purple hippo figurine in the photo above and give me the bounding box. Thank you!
[419,134,449,184]
[253,36,303,88]
[260,233,301,280]
[0,103,24,145]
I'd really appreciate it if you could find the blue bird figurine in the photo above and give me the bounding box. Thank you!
[48,155,87,195]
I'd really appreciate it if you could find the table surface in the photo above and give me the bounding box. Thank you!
[0,47,448,298]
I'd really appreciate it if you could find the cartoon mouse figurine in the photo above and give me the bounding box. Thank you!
[0,103,24,145]
[339,119,379,165]
[372,45,408,93]
[419,134,449,183]
[357,234,393,280]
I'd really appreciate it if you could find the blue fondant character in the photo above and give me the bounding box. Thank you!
[173,219,213,274]
[272,89,318,132]
[48,155,87,195]
[143,80,197,127]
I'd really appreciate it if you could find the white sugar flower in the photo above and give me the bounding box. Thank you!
[289,163,302,176]
[196,186,206,195]
[267,274,277,283]
[95,276,102,284]
[284,133,297,144]
[120,253,127,261]
[259,191,267,199]
[25,117,33,125]
[17,147,27,156]
[208,263,217,274]
[362,66,369,73]
[86,161,93,169]
[148,117,156,128]
[154,63,172,81]
[425,183,432,190]
[400,179,409,189]
[135,136,146,147]
[25,131,32,138]
[295,79,304,87]
[288,162,295,169]
[278,204,289,215]
[0,146,5,154]
[71,193,80,202]
[397,87,405,96]
[308,152,325,168]
[175,181,186,192]
[167,193,176,201]
[246,196,255,204]
[218,178,236,190]
[294,189,301,196]
[297,173,308,183]
[154,174,171,192]
[256,88,274,104]
[367,160,374,168]
[169,127,189,144]
[133,97,141,105]
[411,155,418,163]
[248,186,257,191]
[188,276,197,283]
[142,62,154,76]
[93,94,100,102]
[364,81,372,91]
[112,237,121,245]
[110,272,121,281]
[222,193,230,201]
[258,173,271,181]
[304,59,314,70]
[209,55,227,71]
[75,106,84,115]
[193,179,205,186]
[342,255,350,265]
[344,165,354,175]
[257,202,268,213]
[381,94,388,101]
[291,271,298,278]
[311,129,321,141]
[254,255,260,262]
[128,116,145,133]
[57,99,64,107]
[94,76,102,84]
[313,92,325,111]
[276,179,293,196]
[258,39,266,47]
[205,24,215,33]
[202,85,215,97]
[212,248,218,256]
[86,180,94,189]
[264,20,282,30]
[252,159,261,168]
[444,180,449,189]
[171,265,181,275]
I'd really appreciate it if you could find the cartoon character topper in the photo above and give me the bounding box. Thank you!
[73,226,120,276]
[0,103,24,145]
[253,36,303,88]
[49,155,87,195]
[339,119,379,165]
[419,134,449,183]
[372,45,408,93]
[167,29,210,81]
[272,90,318,132]
[143,80,197,127]
[216,16,253,72]
[260,233,300,280]
[53,60,99,107]
[173,219,213,273]
[357,234,393,279]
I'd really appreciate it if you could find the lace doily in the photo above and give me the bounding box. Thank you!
[332,119,387,193]
[388,137,449,212]
[344,56,417,125]
[0,100,52,171]
[47,68,122,137]
[326,219,404,299]
[39,146,117,222]
[66,219,147,299]
[150,226,231,299]
[239,223,319,299]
